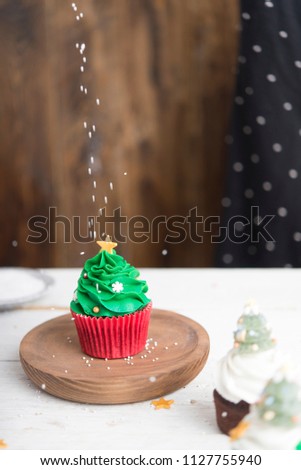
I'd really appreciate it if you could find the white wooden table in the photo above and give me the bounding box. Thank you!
[1,268,301,450]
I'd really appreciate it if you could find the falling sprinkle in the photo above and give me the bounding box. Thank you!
[80,251,85,255]
[88,168,92,175]
[104,196,108,204]
[109,182,113,190]
[80,12,84,18]
[92,195,95,203]
[83,57,87,63]
[75,43,79,48]
[76,15,80,21]
[92,125,96,132]
[88,131,92,139]
[96,98,100,105]
[80,66,84,72]
[83,121,87,128]
[90,156,94,164]
[84,88,88,94]
[93,181,97,188]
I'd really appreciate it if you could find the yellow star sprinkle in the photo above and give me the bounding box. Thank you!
[229,420,250,441]
[97,237,117,254]
[0,439,7,449]
[151,397,174,410]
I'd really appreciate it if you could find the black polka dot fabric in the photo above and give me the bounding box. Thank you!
[216,0,301,267]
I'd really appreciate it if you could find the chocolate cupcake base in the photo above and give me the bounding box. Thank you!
[213,389,250,435]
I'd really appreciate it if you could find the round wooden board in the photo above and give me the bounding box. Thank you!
[19,309,210,404]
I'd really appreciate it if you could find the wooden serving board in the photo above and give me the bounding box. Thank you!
[19,309,210,404]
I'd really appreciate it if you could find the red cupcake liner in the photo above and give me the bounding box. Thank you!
[71,302,152,359]
[213,389,250,435]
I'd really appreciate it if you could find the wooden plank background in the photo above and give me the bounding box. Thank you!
[0,0,238,268]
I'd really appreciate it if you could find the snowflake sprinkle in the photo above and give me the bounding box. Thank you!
[112,281,124,293]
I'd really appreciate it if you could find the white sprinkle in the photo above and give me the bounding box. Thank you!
[88,168,92,175]
[289,169,298,179]
[283,102,293,111]
[253,45,262,53]
[52,355,55,358]
[80,66,84,72]
[266,241,275,252]
[90,156,94,164]
[162,249,168,256]
[93,180,97,188]
[233,162,243,172]
[165,346,169,350]
[293,232,301,242]
[221,197,231,208]
[221,411,228,418]
[85,360,89,364]
[41,384,46,390]
[80,43,86,52]
[278,207,287,217]
[84,88,88,94]
[223,253,233,265]
[243,125,252,135]
[104,196,108,204]
[272,143,282,152]
[251,153,260,163]
[124,171,127,176]
[92,125,96,132]
[242,12,251,20]
[99,208,103,215]
[267,74,276,82]
[256,116,266,125]
[149,376,157,382]
[75,42,79,48]
[80,12,83,18]
[294,60,301,68]
[83,57,87,63]
[12,240,18,247]
[76,15,80,21]
[174,342,178,346]
[65,370,68,373]
[92,195,95,203]
[88,131,92,139]
[244,189,254,199]
[96,98,100,105]
[234,96,244,105]
[83,121,87,128]
[80,85,84,92]
[109,182,113,190]
[105,358,108,361]
[107,367,111,370]
[245,86,254,95]
[80,251,85,255]
[88,364,91,367]
[279,31,288,38]
[93,230,97,239]
[263,181,272,191]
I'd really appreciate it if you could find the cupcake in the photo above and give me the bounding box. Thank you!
[70,238,152,359]
[213,301,284,435]
[230,371,301,449]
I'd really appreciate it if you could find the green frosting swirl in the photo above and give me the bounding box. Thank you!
[70,249,151,317]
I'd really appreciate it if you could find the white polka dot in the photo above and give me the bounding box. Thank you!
[221,197,231,208]
[267,74,277,82]
[223,254,233,265]
[263,181,272,191]
[289,169,298,179]
[266,241,275,252]
[243,126,252,135]
[256,116,266,125]
[283,102,293,111]
[279,31,288,38]
[238,56,247,64]
[235,96,244,105]
[265,1,274,7]
[245,87,254,95]
[242,12,251,20]
[253,45,262,53]
[278,207,287,217]
[251,154,260,163]
[294,60,301,68]
[224,135,234,145]
[248,245,257,255]
[293,232,301,242]
[244,189,254,199]
[272,143,282,153]
[162,249,168,256]
[233,162,244,172]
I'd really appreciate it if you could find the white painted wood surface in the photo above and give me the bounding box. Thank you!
[1,268,301,450]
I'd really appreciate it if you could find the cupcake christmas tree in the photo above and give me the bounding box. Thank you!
[230,371,301,449]
[234,301,275,353]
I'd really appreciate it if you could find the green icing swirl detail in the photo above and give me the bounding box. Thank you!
[70,250,151,317]
[233,313,275,354]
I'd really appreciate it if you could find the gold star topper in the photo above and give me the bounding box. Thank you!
[97,236,117,254]
[151,397,174,410]
[229,420,250,441]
